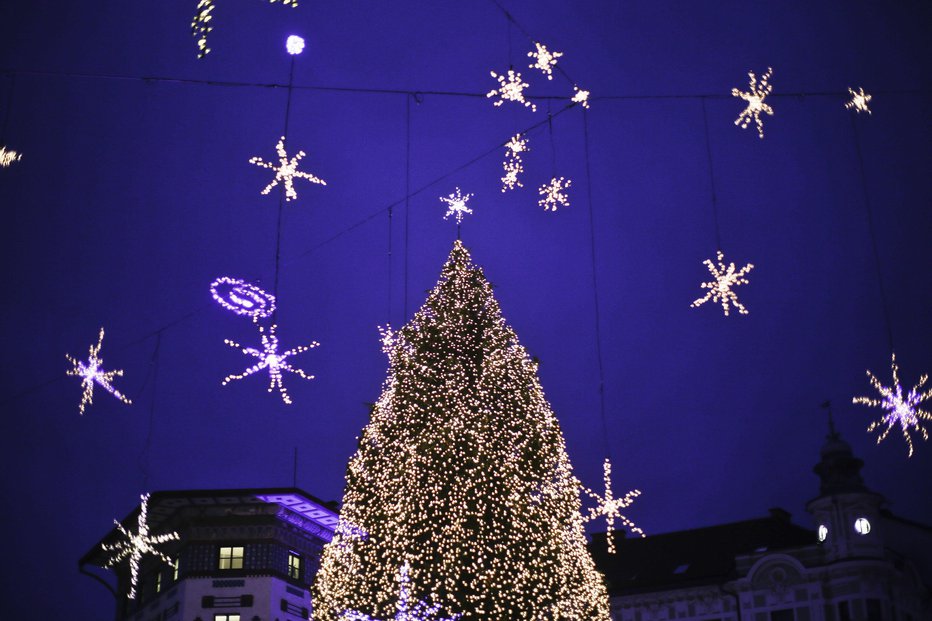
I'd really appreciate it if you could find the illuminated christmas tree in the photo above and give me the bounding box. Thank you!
[312,241,610,621]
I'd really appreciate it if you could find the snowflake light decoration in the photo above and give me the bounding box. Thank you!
[538,177,571,211]
[853,353,931,457]
[341,562,462,621]
[528,42,563,80]
[571,86,591,109]
[505,133,529,158]
[501,159,523,192]
[222,323,319,405]
[0,145,22,167]
[690,250,754,316]
[440,187,474,224]
[210,276,276,319]
[249,135,326,202]
[845,87,872,114]
[101,493,179,600]
[501,134,529,192]
[487,70,536,112]
[66,327,132,415]
[581,459,645,554]
[732,67,774,138]
[192,0,298,58]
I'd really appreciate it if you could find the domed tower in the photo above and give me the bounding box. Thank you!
[806,404,885,562]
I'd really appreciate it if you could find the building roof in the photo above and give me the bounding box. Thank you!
[79,487,340,568]
[590,509,815,595]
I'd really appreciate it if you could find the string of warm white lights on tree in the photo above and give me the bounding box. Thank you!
[341,562,463,621]
[65,327,133,415]
[101,493,179,600]
[312,241,611,620]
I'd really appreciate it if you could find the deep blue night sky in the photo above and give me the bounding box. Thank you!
[1,1,930,617]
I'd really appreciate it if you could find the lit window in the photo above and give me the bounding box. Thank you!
[155,572,162,593]
[218,546,244,570]
[818,524,828,542]
[288,551,302,580]
[173,561,179,581]
[854,517,871,535]
[214,615,241,621]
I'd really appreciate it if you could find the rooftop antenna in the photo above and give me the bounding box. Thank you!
[820,400,838,439]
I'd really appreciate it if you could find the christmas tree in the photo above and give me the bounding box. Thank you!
[312,241,610,621]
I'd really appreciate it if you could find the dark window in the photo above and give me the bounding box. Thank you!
[771,609,794,621]
[218,546,244,570]
[866,599,882,621]
[838,601,851,621]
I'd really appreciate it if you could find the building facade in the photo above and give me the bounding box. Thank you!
[592,428,932,621]
[81,488,339,621]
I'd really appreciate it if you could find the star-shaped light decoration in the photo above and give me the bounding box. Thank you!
[538,177,571,211]
[571,86,591,109]
[192,0,298,59]
[341,562,462,621]
[487,69,536,112]
[66,327,132,415]
[581,459,645,554]
[222,323,319,405]
[845,87,872,115]
[501,134,529,192]
[249,135,327,202]
[440,187,474,224]
[528,42,563,80]
[101,493,180,600]
[853,353,931,457]
[0,145,22,167]
[732,67,774,138]
[690,250,754,316]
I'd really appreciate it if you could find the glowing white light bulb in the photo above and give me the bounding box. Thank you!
[690,250,754,316]
[65,327,132,415]
[101,493,179,600]
[732,67,774,138]
[853,353,931,457]
[192,0,299,59]
[286,35,305,55]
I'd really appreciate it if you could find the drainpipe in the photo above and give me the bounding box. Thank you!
[720,581,742,621]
